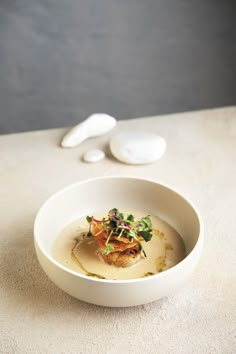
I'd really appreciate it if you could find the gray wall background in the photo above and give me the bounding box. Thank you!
[0,0,235,134]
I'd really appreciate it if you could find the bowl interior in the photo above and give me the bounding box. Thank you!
[35,177,200,262]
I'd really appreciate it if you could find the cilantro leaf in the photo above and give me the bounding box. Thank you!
[142,216,152,229]
[109,219,117,228]
[109,208,118,215]
[127,214,134,222]
[139,230,152,242]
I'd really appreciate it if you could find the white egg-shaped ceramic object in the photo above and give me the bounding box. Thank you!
[83,149,105,163]
[109,132,166,164]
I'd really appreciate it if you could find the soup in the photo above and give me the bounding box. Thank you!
[52,210,186,280]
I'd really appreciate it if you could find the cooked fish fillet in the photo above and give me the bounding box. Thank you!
[90,221,143,267]
[99,246,141,267]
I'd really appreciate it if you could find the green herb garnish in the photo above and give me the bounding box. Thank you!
[86,216,93,237]
[86,209,153,256]
[86,216,92,223]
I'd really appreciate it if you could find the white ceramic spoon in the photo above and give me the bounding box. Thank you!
[61,114,117,148]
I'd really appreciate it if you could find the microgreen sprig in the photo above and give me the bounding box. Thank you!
[86,209,153,256]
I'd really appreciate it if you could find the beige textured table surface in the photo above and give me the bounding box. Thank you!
[0,107,235,354]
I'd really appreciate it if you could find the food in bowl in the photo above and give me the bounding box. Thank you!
[52,208,186,280]
[34,177,203,307]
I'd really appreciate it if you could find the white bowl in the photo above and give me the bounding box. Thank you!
[34,176,203,307]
